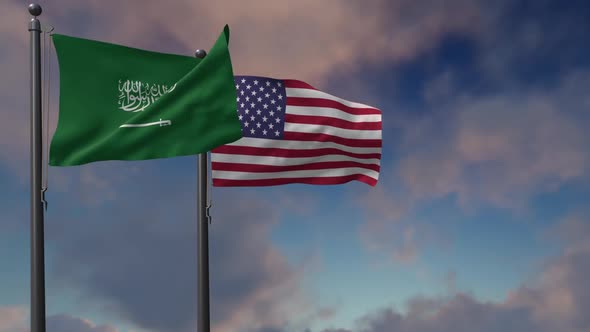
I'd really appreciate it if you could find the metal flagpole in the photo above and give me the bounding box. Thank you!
[195,48,211,332]
[28,3,47,332]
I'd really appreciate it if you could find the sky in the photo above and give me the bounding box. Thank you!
[1,0,590,331]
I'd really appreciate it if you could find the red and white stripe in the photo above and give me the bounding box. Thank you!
[211,79,382,187]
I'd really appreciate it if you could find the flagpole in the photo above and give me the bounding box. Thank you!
[28,3,47,332]
[195,49,211,332]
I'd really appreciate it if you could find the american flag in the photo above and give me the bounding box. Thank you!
[211,76,382,186]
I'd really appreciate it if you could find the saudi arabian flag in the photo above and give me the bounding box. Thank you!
[49,25,242,166]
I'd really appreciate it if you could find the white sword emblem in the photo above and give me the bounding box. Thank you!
[119,119,172,128]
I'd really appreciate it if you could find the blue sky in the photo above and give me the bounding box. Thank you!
[1,1,590,332]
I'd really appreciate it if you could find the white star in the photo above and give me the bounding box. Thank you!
[250,115,255,121]
[250,128,255,134]
[257,97,262,102]
[256,109,262,115]
[275,130,280,136]
[277,82,282,87]
[265,93,270,98]
[244,122,249,127]
[277,106,282,111]
[266,81,271,86]
[240,103,245,108]
[241,78,246,83]
[251,91,257,96]
[259,87,264,92]
[245,109,250,114]
[245,96,250,102]
[256,122,261,128]
[238,115,243,120]
[235,84,239,89]
[262,116,268,122]
[254,80,259,85]
[272,88,277,93]
[271,99,276,104]
[275,117,281,123]
[240,90,245,95]
[263,104,269,109]
[269,110,275,116]
[278,95,283,100]
[263,129,268,135]
[269,123,274,129]
[250,103,255,108]
[246,84,251,90]
[236,97,240,102]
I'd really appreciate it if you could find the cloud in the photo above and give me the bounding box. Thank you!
[474,0,590,84]
[42,0,483,84]
[0,308,118,332]
[209,191,314,332]
[0,1,34,176]
[316,215,590,332]
[47,161,143,207]
[345,294,539,332]
[398,70,590,211]
[356,184,450,265]
[504,215,590,330]
[347,2,590,263]
[358,68,589,264]
[46,315,120,332]
[0,307,26,332]
[45,167,316,332]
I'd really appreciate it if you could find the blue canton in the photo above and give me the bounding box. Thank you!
[234,76,286,139]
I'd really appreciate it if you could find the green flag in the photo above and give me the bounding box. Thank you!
[49,25,242,166]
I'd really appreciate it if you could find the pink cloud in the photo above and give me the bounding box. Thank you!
[46,314,120,332]
[357,69,589,265]
[504,214,590,329]
[357,185,450,265]
[0,306,26,332]
[398,71,589,210]
[44,175,321,332]
[0,308,119,332]
[317,214,590,332]
[40,0,482,84]
[0,2,34,176]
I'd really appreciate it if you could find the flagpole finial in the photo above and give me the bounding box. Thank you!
[28,3,42,16]
[195,49,207,59]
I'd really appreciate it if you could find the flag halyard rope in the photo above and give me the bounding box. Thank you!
[41,24,54,211]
